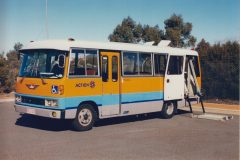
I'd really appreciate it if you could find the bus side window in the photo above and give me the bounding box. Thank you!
[112,56,118,82]
[102,56,108,82]
[69,49,99,77]
[192,56,200,77]
[86,50,98,76]
[139,53,152,75]
[123,52,139,75]
[76,51,85,75]
[154,54,167,75]
[186,56,200,77]
[69,52,77,75]
[167,56,183,75]
[69,49,85,76]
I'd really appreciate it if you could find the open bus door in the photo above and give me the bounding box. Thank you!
[164,55,185,101]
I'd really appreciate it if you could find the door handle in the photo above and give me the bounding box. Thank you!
[167,79,170,83]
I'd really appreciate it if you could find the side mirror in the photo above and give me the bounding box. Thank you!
[58,54,65,68]
[17,52,23,60]
[17,52,20,60]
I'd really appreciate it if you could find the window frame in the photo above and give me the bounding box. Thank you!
[191,55,200,77]
[153,53,168,77]
[122,51,139,76]
[166,55,184,75]
[68,48,100,78]
[19,49,67,79]
[139,52,153,76]
[112,56,118,82]
[121,51,153,77]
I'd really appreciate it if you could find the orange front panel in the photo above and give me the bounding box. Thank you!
[15,77,64,97]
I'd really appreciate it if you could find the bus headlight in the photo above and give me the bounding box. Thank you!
[15,95,22,102]
[45,99,58,107]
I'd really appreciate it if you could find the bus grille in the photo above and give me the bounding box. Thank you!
[21,96,45,106]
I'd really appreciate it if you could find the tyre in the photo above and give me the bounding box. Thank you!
[73,104,97,131]
[161,101,177,119]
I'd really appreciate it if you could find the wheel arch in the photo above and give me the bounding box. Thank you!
[163,100,178,106]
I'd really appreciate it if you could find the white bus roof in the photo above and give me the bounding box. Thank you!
[21,39,198,56]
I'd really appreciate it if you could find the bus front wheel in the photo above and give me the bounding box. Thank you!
[73,104,96,131]
[161,101,177,119]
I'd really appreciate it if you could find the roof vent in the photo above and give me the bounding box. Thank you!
[68,38,75,41]
[158,40,171,47]
[144,41,155,46]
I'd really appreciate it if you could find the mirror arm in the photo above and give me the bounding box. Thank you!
[17,52,20,60]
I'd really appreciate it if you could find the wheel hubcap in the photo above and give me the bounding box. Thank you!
[78,108,92,126]
[166,103,174,115]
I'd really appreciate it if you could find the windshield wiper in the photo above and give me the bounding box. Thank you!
[20,76,25,84]
[39,73,48,85]
[40,77,47,85]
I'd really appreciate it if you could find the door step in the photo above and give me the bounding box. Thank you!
[191,113,233,121]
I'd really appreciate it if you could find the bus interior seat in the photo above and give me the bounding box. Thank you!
[75,68,85,75]
[86,69,96,75]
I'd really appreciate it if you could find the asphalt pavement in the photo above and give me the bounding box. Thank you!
[0,101,239,160]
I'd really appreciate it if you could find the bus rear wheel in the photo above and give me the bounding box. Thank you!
[73,104,96,131]
[161,101,177,119]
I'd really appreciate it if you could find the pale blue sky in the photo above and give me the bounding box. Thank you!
[1,0,239,52]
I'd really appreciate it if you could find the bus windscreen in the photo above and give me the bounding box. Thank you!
[19,49,66,79]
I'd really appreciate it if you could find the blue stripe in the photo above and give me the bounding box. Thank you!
[102,94,119,105]
[121,91,163,104]
[63,95,102,109]
[15,91,163,109]
[121,98,162,104]
[15,93,102,109]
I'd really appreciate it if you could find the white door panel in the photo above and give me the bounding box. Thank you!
[164,55,185,101]
[164,74,184,100]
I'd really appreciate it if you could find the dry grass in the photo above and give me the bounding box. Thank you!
[0,92,14,99]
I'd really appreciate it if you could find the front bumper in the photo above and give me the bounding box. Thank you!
[14,104,77,119]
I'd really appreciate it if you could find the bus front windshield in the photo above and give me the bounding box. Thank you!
[19,49,67,79]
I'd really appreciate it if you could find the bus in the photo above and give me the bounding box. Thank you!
[14,39,201,131]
